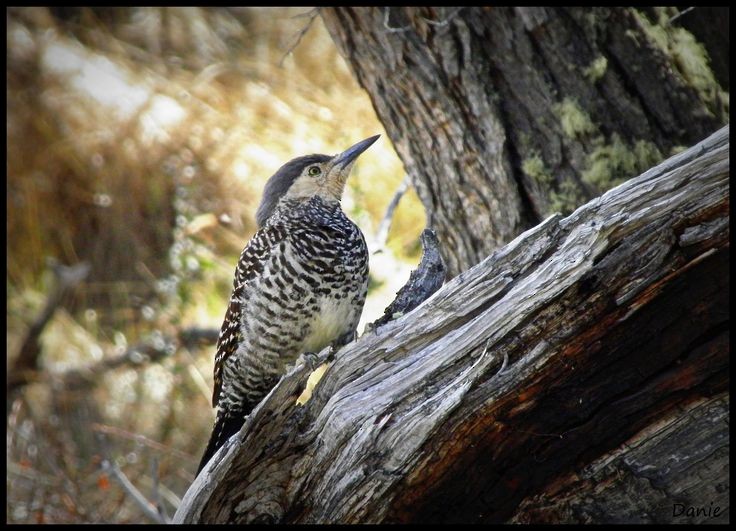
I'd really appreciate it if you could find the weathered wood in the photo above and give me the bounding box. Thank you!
[321,7,728,277]
[368,228,446,330]
[511,392,730,524]
[175,125,728,524]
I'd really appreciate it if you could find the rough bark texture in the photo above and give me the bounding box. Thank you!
[321,6,728,277]
[511,393,730,524]
[174,126,729,524]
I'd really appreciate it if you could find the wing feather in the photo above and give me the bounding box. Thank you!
[211,224,285,406]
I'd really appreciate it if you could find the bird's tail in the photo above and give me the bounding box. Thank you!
[197,410,245,474]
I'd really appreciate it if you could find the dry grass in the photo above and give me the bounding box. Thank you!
[6,7,425,523]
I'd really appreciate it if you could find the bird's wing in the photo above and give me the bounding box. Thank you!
[211,223,286,407]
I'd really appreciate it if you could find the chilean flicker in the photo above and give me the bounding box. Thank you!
[197,135,378,473]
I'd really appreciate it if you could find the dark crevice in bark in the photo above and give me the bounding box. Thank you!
[682,320,730,354]
[502,126,545,227]
[601,32,668,144]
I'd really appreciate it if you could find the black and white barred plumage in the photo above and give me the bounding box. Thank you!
[197,137,378,473]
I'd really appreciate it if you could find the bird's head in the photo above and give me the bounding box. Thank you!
[256,135,380,227]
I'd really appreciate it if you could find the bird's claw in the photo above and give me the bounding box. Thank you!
[302,351,320,371]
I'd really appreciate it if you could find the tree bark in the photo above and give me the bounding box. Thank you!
[174,126,728,524]
[675,7,729,90]
[510,392,729,524]
[321,6,728,277]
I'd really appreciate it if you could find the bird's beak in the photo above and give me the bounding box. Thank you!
[332,135,380,169]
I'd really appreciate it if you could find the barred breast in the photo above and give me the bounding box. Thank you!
[218,197,368,415]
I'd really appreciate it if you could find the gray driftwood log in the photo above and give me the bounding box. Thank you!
[174,125,729,524]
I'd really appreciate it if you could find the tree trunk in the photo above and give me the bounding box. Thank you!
[320,6,728,277]
[174,126,728,524]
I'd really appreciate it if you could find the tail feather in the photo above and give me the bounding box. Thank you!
[197,411,245,474]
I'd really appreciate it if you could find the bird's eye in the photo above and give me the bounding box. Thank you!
[308,166,321,176]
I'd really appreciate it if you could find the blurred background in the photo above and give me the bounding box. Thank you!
[6,7,425,523]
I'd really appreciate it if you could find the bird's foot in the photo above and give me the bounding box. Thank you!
[301,351,321,371]
[324,344,340,363]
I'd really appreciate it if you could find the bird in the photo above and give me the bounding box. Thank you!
[197,135,378,473]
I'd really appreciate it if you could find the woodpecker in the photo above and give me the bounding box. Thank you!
[197,135,378,473]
